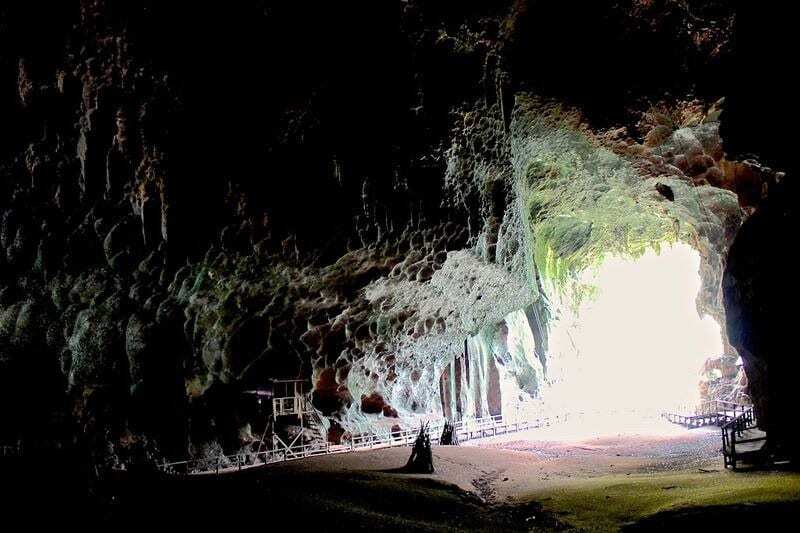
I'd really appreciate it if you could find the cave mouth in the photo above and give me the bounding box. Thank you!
[541,242,724,429]
[443,242,730,436]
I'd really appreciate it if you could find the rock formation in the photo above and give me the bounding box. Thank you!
[721,1,800,460]
[0,1,791,464]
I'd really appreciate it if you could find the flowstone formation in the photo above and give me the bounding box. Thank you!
[434,97,747,422]
[345,95,751,430]
[0,97,753,460]
[512,98,744,335]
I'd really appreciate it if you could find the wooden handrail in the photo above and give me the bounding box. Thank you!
[721,406,767,470]
[159,408,682,475]
[159,411,580,475]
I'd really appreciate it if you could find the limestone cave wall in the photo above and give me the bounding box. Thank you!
[0,0,790,464]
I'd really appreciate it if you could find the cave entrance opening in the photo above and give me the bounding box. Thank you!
[441,242,731,437]
[540,242,726,435]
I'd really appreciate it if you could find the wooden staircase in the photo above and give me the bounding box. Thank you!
[722,406,768,470]
[304,404,328,444]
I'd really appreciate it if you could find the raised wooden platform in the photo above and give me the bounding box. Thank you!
[662,400,750,429]
[159,412,574,475]
[663,401,769,470]
[662,410,738,428]
[721,408,768,470]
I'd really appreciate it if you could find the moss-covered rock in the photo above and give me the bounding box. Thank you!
[67,308,126,387]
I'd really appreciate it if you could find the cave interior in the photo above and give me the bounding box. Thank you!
[0,1,798,524]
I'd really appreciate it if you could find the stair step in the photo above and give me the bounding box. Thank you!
[725,430,767,454]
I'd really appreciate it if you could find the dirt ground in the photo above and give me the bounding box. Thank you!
[280,420,723,502]
[83,420,800,531]
[263,420,799,530]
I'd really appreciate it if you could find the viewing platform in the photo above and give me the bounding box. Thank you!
[661,400,750,428]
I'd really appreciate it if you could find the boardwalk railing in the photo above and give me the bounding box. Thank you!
[159,412,575,475]
[662,400,751,428]
[0,441,23,457]
[722,406,767,470]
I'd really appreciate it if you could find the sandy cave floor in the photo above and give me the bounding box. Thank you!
[249,420,800,530]
[278,420,724,503]
[104,420,800,531]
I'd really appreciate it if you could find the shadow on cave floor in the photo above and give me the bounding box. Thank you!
[88,468,570,532]
[4,441,799,531]
[98,466,800,532]
[623,501,800,531]
[4,453,800,532]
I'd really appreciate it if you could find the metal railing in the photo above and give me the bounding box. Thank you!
[159,412,576,475]
[722,406,766,470]
[662,400,751,428]
[1,441,23,457]
[273,396,304,416]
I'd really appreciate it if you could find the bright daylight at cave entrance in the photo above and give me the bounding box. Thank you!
[543,243,723,423]
[441,242,729,439]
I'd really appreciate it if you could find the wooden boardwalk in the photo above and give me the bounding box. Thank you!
[661,400,750,429]
[159,412,574,476]
[662,409,739,428]
[0,440,23,458]
[662,400,769,469]
[160,400,770,475]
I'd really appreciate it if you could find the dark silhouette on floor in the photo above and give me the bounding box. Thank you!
[440,420,459,446]
[404,424,434,474]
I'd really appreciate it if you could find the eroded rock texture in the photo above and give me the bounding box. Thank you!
[0,0,788,464]
[722,1,799,459]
